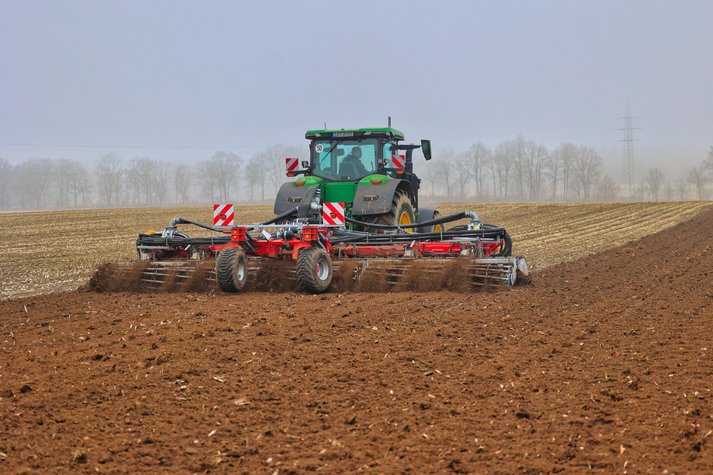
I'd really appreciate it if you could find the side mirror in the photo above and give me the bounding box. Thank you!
[421,140,432,161]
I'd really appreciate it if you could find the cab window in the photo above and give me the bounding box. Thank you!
[311,138,378,180]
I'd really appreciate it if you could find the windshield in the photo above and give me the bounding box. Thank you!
[311,138,378,180]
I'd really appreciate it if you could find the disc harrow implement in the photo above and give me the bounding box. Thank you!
[105,209,529,294]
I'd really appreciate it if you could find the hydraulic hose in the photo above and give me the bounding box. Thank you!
[259,207,298,226]
[345,211,471,231]
[329,228,506,243]
[167,217,222,233]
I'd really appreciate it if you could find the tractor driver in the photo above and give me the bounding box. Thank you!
[340,146,369,178]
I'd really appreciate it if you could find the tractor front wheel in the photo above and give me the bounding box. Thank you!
[296,247,333,293]
[216,247,247,292]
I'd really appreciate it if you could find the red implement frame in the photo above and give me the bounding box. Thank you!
[211,226,505,261]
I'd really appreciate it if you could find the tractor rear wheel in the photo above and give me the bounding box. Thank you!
[360,190,415,233]
[216,247,247,292]
[296,247,333,293]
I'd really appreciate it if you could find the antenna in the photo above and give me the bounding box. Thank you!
[388,116,391,128]
[617,102,639,198]
[323,122,327,129]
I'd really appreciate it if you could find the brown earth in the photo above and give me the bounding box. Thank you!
[1,208,712,473]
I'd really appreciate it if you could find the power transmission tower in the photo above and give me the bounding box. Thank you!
[617,103,638,197]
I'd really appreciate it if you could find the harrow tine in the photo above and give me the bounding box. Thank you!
[104,251,525,293]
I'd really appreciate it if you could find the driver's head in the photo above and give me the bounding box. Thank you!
[352,147,362,158]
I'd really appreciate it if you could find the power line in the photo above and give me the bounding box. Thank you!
[0,142,268,150]
[430,119,616,142]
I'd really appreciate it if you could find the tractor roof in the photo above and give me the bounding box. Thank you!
[305,127,405,140]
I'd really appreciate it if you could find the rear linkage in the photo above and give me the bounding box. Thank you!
[135,209,529,293]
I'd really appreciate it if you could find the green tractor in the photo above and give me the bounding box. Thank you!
[274,127,443,232]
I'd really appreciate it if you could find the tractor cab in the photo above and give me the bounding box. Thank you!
[275,126,435,231]
[305,128,408,182]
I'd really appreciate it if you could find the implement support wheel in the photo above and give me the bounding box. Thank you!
[296,247,333,293]
[216,247,247,292]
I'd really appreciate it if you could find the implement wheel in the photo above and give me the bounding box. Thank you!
[216,247,247,292]
[296,247,333,293]
[360,190,415,233]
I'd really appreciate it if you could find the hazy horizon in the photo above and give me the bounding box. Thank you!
[2,0,712,181]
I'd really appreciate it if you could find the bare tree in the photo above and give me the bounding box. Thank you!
[452,151,472,199]
[55,159,71,208]
[466,143,490,198]
[245,155,267,202]
[543,152,560,200]
[174,163,191,204]
[199,151,241,203]
[643,168,665,201]
[597,174,619,201]
[523,140,548,200]
[511,136,526,200]
[0,158,11,209]
[485,153,498,199]
[434,148,455,199]
[549,143,577,200]
[688,164,707,201]
[491,141,516,199]
[570,146,603,200]
[419,162,439,198]
[546,143,576,200]
[13,158,55,209]
[96,154,123,207]
[258,144,303,195]
[675,180,688,201]
[198,161,218,203]
[153,161,171,205]
[664,182,675,201]
[55,159,92,208]
[74,167,92,208]
[130,157,160,205]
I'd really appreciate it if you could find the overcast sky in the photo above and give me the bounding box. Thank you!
[1,0,711,178]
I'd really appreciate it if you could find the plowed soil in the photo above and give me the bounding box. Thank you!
[1,207,713,473]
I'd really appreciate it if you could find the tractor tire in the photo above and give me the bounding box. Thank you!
[216,247,247,292]
[430,210,445,233]
[296,247,333,293]
[359,190,415,233]
[501,231,513,257]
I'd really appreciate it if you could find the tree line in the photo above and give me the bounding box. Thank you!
[0,140,711,211]
[421,138,713,202]
[0,144,300,210]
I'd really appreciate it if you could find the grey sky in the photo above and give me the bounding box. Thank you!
[1,0,711,177]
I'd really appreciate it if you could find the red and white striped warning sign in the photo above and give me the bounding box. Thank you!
[285,157,299,172]
[322,202,345,226]
[391,154,405,169]
[213,203,235,227]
